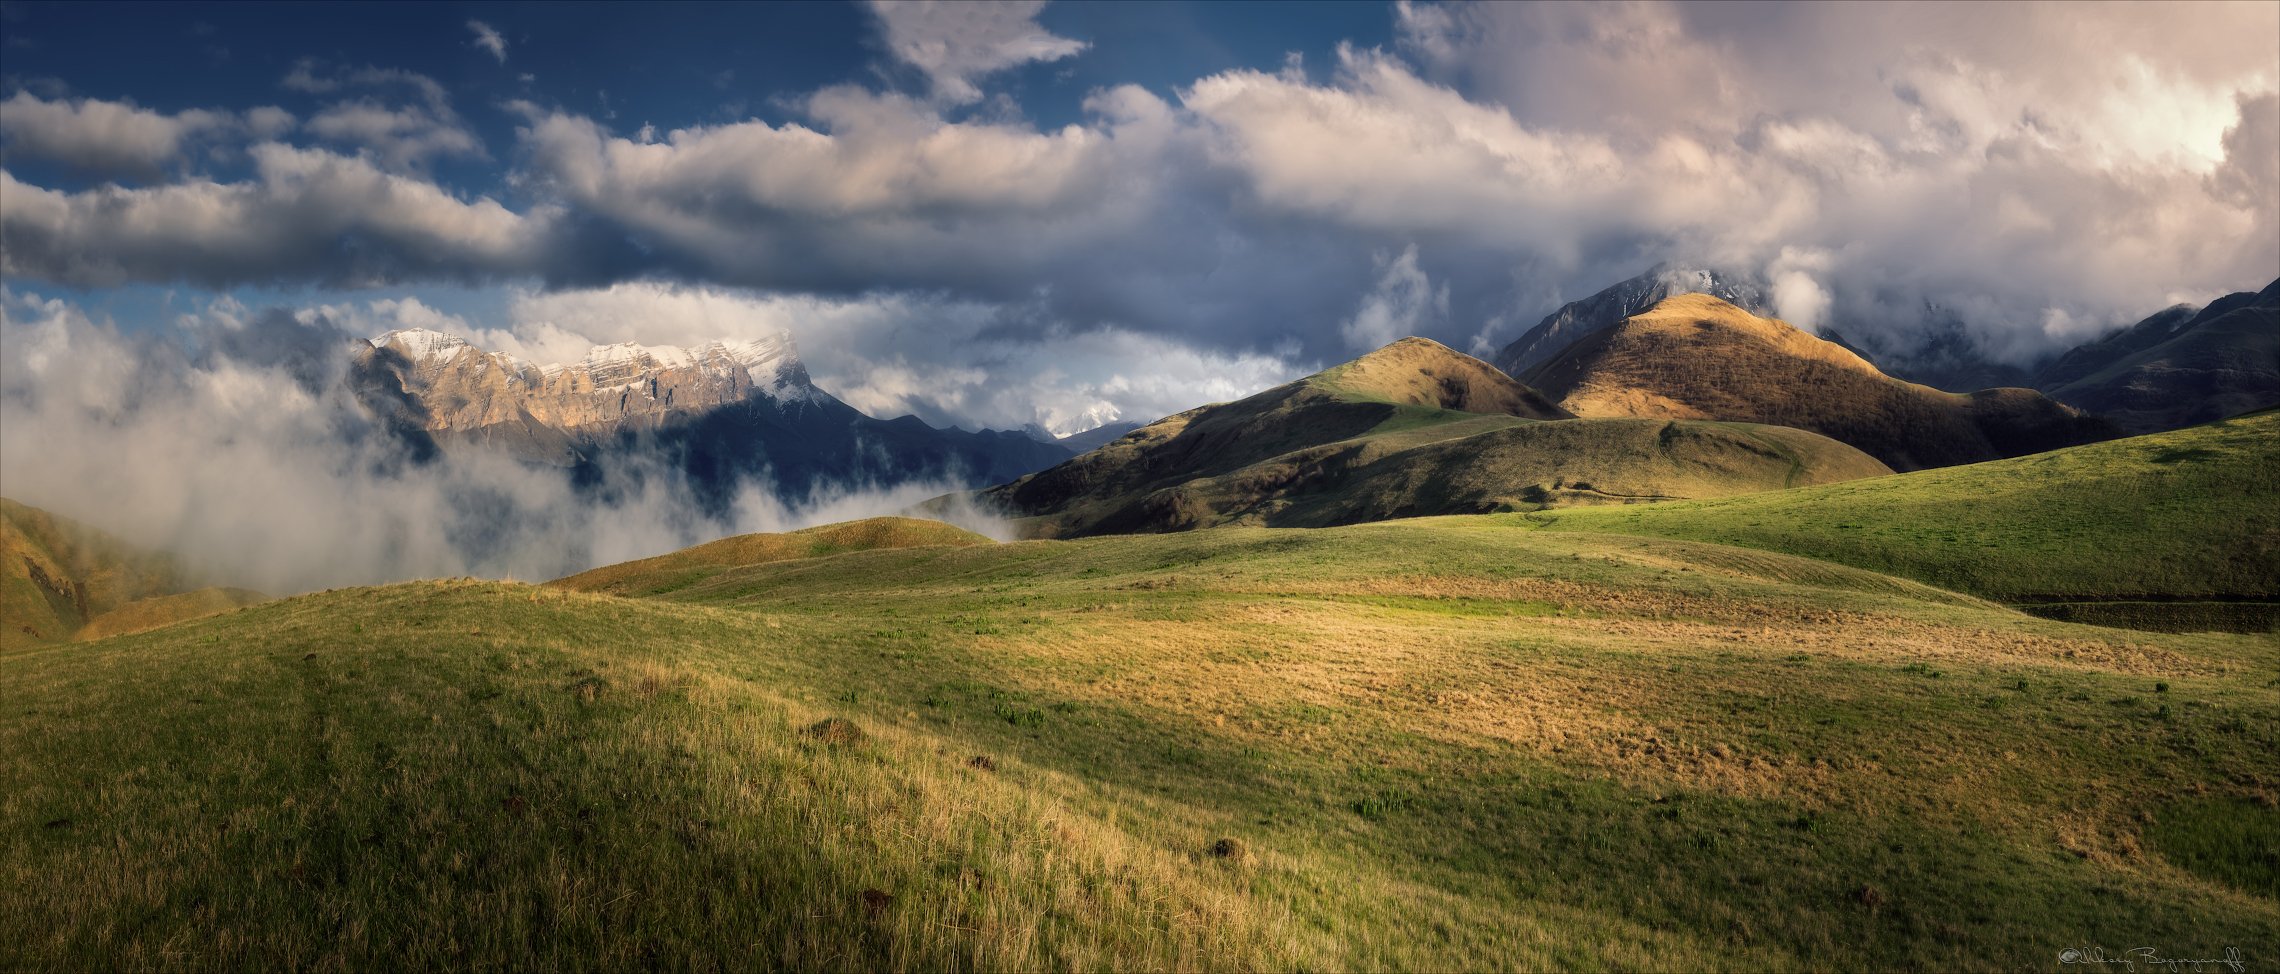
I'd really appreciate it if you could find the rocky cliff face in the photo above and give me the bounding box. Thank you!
[352,328,1073,509]
[365,329,824,463]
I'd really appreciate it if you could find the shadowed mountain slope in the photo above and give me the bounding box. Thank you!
[1522,294,2117,471]
[975,337,1888,537]
[2035,278,2280,433]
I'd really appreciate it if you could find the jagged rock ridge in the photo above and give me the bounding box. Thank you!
[353,328,1073,509]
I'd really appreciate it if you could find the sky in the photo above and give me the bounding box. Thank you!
[3,0,2277,434]
[0,1,2276,588]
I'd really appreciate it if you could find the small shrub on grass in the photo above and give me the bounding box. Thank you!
[802,717,866,746]
[994,702,1045,728]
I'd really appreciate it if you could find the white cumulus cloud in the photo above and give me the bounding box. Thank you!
[867,0,1087,104]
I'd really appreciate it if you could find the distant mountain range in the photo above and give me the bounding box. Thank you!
[2031,278,2280,433]
[355,328,1074,510]
[1495,265,2280,440]
[969,336,1889,538]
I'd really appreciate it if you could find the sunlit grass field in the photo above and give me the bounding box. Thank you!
[1529,411,2280,611]
[5,512,2276,970]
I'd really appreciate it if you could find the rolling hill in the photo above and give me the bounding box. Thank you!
[551,516,993,597]
[2034,278,2280,433]
[1526,409,2280,631]
[1,497,264,650]
[1520,293,2117,471]
[6,502,2275,970]
[976,337,1891,537]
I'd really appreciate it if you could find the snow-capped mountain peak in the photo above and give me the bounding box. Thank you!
[362,328,824,462]
[371,327,474,362]
[370,329,811,398]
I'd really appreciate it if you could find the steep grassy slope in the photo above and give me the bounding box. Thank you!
[1527,411,2280,627]
[0,497,256,649]
[7,518,2276,970]
[1524,294,2117,470]
[982,337,1888,537]
[1491,264,1770,377]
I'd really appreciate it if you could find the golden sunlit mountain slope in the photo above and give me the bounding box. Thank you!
[1521,294,2118,470]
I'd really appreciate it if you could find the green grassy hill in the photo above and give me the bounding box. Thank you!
[6,513,2275,970]
[981,337,1889,537]
[1525,411,2280,629]
[1,497,260,650]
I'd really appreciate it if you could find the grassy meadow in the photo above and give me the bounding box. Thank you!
[5,510,2277,970]
[1529,410,2280,627]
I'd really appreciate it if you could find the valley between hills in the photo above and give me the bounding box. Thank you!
[3,277,2276,972]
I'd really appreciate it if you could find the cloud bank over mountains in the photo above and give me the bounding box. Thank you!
[1,0,2275,434]
[0,287,1000,592]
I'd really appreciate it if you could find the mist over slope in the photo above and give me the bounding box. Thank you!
[0,497,261,650]
[0,295,1027,594]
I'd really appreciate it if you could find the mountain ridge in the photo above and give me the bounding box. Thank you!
[1492,265,1771,378]
[972,335,1889,537]
[2033,278,2280,433]
[348,327,1073,510]
[1,497,266,650]
[1520,293,2115,471]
